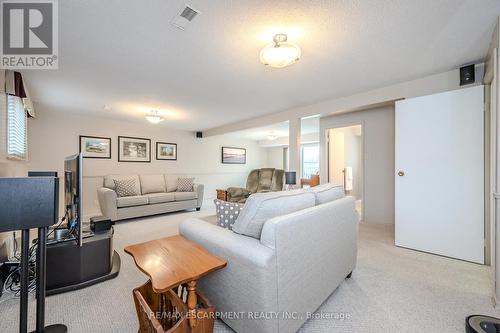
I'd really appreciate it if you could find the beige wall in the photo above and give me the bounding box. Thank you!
[26,107,268,220]
[321,106,395,224]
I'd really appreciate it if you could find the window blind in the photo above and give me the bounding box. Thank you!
[7,95,27,160]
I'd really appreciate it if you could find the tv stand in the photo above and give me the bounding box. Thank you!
[46,228,120,296]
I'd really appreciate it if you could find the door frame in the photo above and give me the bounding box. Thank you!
[485,46,498,304]
[325,121,366,221]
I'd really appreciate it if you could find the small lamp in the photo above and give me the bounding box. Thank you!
[285,171,297,190]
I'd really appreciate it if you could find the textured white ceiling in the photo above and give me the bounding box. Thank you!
[228,116,320,141]
[23,0,500,131]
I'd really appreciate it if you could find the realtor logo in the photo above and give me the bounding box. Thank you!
[1,0,58,69]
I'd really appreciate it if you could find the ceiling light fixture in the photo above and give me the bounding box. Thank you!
[267,133,278,141]
[145,110,164,124]
[260,33,301,68]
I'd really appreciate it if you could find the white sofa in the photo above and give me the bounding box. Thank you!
[180,184,358,333]
[97,174,204,221]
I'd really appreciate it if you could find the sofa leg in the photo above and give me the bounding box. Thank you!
[196,207,200,211]
[346,271,352,279]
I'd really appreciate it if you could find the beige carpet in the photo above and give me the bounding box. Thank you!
[0,203,497,332]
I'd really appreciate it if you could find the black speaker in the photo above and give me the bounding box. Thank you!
[0,176,67,333]
[0,177,59,232]
[460,64,475,86]
[196,131,203,138]
[90,216,112,233]
[28,171,58,177]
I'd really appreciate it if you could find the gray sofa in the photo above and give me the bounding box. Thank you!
[180,184,358,333]
[97,174,204,221]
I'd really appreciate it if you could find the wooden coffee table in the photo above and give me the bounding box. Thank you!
[125,235,227,332]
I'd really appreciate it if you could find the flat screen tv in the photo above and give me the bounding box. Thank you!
[64,153,83,246]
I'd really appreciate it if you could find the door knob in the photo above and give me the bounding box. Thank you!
[398,171,405,177]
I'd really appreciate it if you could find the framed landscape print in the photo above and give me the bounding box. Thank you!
[156,142,177,161]
[79,135,111,159]
[222,147,246,164]
[118,136,151,162]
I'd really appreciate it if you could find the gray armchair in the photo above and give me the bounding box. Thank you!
[227,168,284,203]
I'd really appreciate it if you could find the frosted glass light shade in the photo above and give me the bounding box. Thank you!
[260,41,301,68]
[145,110,164,124]
[145,115,163,124]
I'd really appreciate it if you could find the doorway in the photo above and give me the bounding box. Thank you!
[327,124,364,219]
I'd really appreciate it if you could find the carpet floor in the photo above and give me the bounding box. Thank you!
[0,203,497,332]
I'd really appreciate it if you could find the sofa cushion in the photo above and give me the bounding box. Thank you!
[104,175,141,194]
[113,178,140,197]
[116,195,148,208]
[177,177,194,192]
[214,199,244,230]
[232,190,316,239]
[147,192,175,204]
[307,183,345,205]
[164,175,178,192]
[140,174,166,194]
[174,192,197,201]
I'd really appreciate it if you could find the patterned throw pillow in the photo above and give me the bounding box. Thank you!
[177,177,194,192]
[214,199,244,230]
[113,178,139,197]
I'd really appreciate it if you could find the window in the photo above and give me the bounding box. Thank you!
[7,95,27,160]
[301,144,319,178]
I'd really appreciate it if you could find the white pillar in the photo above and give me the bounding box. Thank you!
[288,118,301,178]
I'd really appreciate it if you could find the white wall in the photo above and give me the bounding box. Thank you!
[266,147,284,169]
[26,107,267,219]
[328,126,362,200]
[321,106,395,224]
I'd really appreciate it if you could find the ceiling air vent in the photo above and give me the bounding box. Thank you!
[171,5,200,30]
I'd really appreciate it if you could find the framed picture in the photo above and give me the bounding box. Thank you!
[79,135,111,159]
[222,147,246,164]
[118,136,151,162]
[156,142,177,160]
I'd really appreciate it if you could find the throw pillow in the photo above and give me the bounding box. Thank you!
[113,178,139,197]
[177,177,194,192]
[214,199,244,230]
[232,190,316,239]
[306,183,345,205]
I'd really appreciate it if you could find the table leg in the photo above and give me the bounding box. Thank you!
[187,280,197,328]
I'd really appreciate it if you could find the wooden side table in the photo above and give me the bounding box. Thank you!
[125,235,227,333]
[216,189,228,201]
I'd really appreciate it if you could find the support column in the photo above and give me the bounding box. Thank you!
[288,118,301,178]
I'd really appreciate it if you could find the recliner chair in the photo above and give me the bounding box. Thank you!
[226,168,284,203]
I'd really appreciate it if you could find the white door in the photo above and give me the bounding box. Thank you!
[395,85,485,264]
